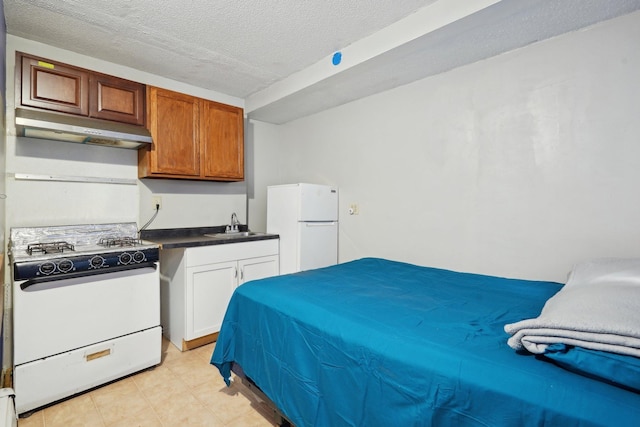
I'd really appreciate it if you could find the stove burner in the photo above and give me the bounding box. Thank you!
[27,241,75,255]
[98,236,142,248]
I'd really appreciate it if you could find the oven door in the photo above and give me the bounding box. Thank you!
[13,264,159,365]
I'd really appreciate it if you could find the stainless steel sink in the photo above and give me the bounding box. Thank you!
[203,231,264,239]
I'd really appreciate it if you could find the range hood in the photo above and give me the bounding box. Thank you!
[15,108,152,149]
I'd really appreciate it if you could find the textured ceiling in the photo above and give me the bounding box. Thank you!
[4,0,640,123]
[3,0,436,98]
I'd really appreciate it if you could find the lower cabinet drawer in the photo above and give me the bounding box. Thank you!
[14,327,161,415]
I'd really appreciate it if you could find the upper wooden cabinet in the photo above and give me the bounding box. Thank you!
[89,73,145,125]
[18,54,89,116]
[139,87,244,181]
[17,52,145,126]
[200,100,244,180]
[142,87,200,177]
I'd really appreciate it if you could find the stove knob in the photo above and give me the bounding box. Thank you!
[119,252,132,265]
[58,259,74,273]
[39,262,56,275]
[90,255,105,269]
[132,251,146,263]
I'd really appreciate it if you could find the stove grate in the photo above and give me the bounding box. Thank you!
[98,236,142,248]
[27,241,75,255]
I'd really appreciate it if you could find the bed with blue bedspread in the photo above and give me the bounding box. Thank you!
[211,258,640,426]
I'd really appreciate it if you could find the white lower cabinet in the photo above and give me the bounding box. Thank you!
[160,239,279,351]
[239,255,279,285]
[188,261,237,341]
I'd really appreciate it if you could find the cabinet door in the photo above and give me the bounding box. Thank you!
[186,261,237,340]
[19,53,89,116]
[239,255,279,286]
[201,100,244,181]
[89,73,145,125]
[145,87,200,177]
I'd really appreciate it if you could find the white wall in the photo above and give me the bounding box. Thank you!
[5,36,247,232]
[245,120,284,232]
[250,11,640,282]
[139,180,246,230]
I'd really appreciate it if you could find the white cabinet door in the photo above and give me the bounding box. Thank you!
[238,255,279,286]
[186,261,236,340]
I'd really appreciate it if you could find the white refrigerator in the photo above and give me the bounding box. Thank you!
[267,183,338,275]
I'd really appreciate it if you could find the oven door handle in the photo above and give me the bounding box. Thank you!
[20,262,158,290]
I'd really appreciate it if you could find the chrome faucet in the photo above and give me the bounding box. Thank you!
[227,212,240,233]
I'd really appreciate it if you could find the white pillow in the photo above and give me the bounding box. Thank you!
[565,258,640,289]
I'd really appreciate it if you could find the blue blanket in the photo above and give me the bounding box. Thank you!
[211,258,640,426]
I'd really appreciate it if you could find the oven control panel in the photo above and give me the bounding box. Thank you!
[13,248,160,281]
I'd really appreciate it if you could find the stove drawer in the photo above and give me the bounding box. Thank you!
[14,326,161,415]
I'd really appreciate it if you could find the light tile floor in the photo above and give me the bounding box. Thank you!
[17,339,277,427]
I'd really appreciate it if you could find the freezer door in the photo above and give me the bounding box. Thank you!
[299,184,338,221]
[298,221,338,272]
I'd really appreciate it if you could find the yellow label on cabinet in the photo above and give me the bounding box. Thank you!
[37,61,55,69]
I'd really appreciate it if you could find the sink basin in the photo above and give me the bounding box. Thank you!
[203,231,264,239]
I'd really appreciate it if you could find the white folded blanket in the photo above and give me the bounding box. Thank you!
[504,258,640,357]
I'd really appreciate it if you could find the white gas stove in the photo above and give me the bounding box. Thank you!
[8,223,161,415]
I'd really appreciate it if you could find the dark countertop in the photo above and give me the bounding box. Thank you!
[140,225,279,249]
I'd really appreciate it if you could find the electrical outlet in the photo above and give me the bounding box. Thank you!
[349,203,359,215]
[152,196,162,210]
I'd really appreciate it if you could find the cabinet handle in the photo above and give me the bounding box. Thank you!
[234,267,238,278]
[240,268,244,281]
[86,348,111,362]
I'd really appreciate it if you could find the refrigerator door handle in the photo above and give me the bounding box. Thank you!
[303,222,337,227]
